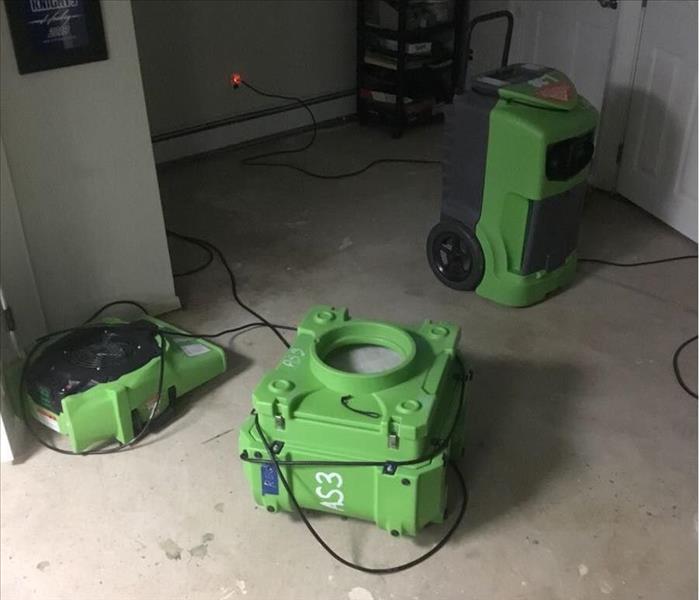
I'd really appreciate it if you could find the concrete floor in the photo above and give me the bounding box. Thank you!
[1,123,697,600]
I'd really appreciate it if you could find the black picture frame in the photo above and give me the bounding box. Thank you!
[4,0,108,75]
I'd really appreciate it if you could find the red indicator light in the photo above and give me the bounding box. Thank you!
[230,73,242,88]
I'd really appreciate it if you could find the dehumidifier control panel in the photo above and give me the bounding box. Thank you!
[472,63,579,111]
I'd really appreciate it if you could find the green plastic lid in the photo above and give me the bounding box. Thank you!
[472,63,579,111]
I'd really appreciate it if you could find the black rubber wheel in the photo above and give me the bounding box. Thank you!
[427,220,485,291]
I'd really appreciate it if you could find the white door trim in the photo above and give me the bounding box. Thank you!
[592,0,647,191]
[0,136,47,463]
[615,0,698,241]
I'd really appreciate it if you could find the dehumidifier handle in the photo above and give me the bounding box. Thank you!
[465,9,514,70]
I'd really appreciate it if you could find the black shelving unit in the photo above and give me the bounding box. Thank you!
[357,0,468,138]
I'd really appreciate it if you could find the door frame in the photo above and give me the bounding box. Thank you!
[593,0,647,191]
[0,136,47,462]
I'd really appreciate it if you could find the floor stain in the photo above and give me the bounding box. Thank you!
[189,533,215,559]
[159,539,182,560]
[189,544,208,559]
[36,561,49,572]
[599,580,614,595]
[215,502,225,512]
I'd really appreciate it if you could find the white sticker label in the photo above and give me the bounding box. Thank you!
[172,336,211,357]
[177,342,210,357]
[32,405,60,432]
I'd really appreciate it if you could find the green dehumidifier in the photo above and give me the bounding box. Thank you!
[427,11,599,307]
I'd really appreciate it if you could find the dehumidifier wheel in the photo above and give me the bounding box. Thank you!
[427,220,485,291]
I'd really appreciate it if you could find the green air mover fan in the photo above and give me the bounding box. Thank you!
[239,305,469,536]
[23,316,226,452]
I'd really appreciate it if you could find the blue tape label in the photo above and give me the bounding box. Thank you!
[261,463,278,495]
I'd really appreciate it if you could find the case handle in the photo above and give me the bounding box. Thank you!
[465,10,514,70]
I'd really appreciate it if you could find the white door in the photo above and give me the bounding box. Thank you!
[0,137,47,462]
[616,0,698,242]
[508,0,619,112]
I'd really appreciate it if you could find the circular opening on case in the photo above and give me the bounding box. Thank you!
[324,344,403,374]
[311,322,416,392]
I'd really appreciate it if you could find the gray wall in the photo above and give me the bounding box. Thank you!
[0,0,178,330]
[131,0,356,138]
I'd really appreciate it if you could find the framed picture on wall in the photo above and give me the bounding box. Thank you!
[4,0,108,74]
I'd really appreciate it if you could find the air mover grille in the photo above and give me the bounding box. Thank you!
[68,338,133,369]
[26,320,161,413]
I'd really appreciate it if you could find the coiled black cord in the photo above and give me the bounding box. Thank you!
[673,335,698,399]
[236,79,439,179]
[167,229,290,348]
[172,241,214,277]
[21,226,299,456]
[578,253,697,398]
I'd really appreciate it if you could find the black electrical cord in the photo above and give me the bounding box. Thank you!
[243,362,467,468]
[340,395,381,419]
[578,253,698,398]
[239,80,317,162]
[672,335,698,399]
[257,420,466,574]
[240,358,468,573]
[236,79,439,179]
[160,322,297,340]
[84,299,149,323]
[22,225,298,456]
[578,255,697,267]
[30,300,151,345]
[166,229,291,348]
[25,295,469,567]
[169,233,214,277]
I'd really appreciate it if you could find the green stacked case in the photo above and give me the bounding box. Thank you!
[239,305,468,536]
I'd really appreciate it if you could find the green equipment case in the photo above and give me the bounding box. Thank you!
[239,305,469,536]
[427,11,599,307]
